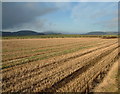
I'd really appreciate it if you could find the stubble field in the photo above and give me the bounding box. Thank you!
[1,38,119,92]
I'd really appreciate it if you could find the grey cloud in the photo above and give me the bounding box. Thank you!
[2,2,58,29]
[8,18,55,32]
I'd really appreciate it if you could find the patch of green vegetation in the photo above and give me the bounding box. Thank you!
[3,42,80,59]
[2,44,95,69]
[1,40,114,69]
[2,34,119,39]
[102,35,118,39]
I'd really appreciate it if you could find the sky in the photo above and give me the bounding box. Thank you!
[2,2,118,34]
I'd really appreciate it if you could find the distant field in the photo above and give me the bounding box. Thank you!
[1,38,119,93]
[2,34,119,39]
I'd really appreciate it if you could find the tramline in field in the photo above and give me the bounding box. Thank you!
[1,38,119,92]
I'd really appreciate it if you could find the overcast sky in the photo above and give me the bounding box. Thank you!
[2,2,118,34]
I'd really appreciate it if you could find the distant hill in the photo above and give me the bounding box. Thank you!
[14,30,44,36]
[2,30,41,36]
[2,30,62,36]
[2,32,13,36]
[2,30,118,36]
[84,31,118,35]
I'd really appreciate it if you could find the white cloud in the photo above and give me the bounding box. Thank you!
[71,2,118,31]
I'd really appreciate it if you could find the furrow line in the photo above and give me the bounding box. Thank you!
[2,43,117,92]
[56,48,118,92]
[39,46,119,92]
[2,42,117,82]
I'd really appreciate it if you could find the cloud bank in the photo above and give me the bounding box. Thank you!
[2,2,118,33]
[2,2,58,30]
